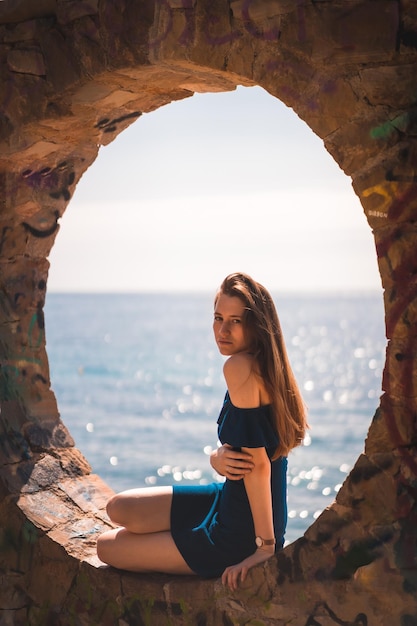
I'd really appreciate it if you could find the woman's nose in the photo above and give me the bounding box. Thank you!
[219,322,230,335]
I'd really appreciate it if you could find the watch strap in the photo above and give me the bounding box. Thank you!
[255,536,276,547]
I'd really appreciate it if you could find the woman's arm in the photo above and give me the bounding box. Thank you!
[210,443,254,480]
[221,446,275,590]
[221,354,276,590]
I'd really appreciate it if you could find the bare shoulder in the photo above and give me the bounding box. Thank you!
[223,353,262,408]
[223,352,253,381]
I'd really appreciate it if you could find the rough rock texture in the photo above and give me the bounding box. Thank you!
[1,0,417,624]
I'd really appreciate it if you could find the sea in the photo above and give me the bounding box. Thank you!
[44,291,386,545]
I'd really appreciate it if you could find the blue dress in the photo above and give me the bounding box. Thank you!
[170,392,288,578]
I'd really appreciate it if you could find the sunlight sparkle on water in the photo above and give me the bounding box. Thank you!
[323,390,333,402]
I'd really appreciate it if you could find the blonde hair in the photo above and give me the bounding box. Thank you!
[216,272,308,459]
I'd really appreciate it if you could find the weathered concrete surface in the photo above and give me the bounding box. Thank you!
[1,0,417,624]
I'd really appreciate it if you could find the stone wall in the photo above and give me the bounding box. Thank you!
[1,1,417,624]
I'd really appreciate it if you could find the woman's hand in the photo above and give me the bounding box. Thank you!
[221,546,275,591]
[210,444,254,480]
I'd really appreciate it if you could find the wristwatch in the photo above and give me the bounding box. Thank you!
[255,536,276,548]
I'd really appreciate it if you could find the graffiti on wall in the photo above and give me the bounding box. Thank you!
[305,603,367,626]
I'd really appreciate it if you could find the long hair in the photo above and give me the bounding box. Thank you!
[215,272,308,459]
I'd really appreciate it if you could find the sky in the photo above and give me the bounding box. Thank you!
[47,85,382,294]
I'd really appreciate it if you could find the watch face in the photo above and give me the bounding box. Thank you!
[255,536,263,547]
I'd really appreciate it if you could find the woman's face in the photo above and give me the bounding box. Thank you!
[213,293,253,356]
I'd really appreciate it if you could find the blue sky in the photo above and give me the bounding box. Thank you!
[48,86,382,293]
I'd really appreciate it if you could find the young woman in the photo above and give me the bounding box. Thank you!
[97,273,307,590]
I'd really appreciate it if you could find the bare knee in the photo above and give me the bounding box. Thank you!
[105,491,150,530]
[106,493,125,524]
[96,530,115,566]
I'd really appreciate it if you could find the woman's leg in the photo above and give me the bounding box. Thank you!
[106,486,173,534]
[98,485,194,574]
[97,528,195,575]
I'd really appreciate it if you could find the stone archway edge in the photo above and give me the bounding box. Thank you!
[1,1,417,624]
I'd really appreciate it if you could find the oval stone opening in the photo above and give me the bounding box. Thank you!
[1,2,417,624]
